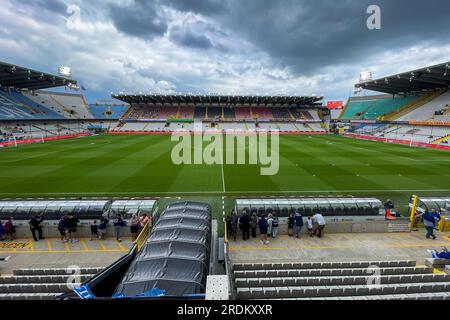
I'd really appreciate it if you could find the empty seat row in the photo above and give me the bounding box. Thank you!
[233,266,432,279]
[0,293,61,300]
[13,267,103,276]
[236,282,450,299]
[234,273,450,288]
[0,275,94,284]
[232,260,416,271]
[263,292,450,300]
[0,283,79,294]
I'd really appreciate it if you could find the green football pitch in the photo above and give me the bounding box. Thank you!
[0,134,449,217]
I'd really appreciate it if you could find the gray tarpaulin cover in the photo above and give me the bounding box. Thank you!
[114,202,211,297]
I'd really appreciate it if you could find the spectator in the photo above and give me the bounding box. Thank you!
[98,214,109,240]
[58,214,68,243]
[231,211,239,241]
[225,215,232,238]
[313,212,326,238]
[239,211,251,241]
[432,209,441,227]
[421,210,439,240]
[258,215,269,245]
[384,199,394,210]
[0,221,4,241]
[4,218,15,241]
[429,247,450,259]
[113,213,124,242]
[250,214,258,238]
[306,216,314,237]
[267,214,273,239]
[65,214,80,243]
[271,214,279,239]
[29,212,45,242]
[287,213,295,237]
[90,220,99,241]
[294,210,304,238]
[130,213,140,242]
[139,213,150,231]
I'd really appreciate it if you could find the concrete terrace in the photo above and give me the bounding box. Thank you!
[228,231,450,265]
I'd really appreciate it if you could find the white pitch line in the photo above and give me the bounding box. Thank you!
[220,144,226,193]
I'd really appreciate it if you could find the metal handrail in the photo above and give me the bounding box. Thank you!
[133,222,151,252]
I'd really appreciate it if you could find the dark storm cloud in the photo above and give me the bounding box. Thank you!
[109,0,450,74]
[208,0,450,74]
[109,0,168,39]
[170,25,213,49]
[165,0,226,15]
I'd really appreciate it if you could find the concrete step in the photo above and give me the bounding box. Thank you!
[0,275,95,284]
[0,283,80,294]
[13,268,103,276]
[233,266,433,278]
[232,260,416,271]
[425,258,450,268]
[267,292,450,300]
[236,282,450,299]
[0,293,61,300]
[234,273,450,288]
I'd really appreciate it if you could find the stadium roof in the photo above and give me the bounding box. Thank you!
[0,61,77,90]
[355,61,450,95]
[112,94,323,106]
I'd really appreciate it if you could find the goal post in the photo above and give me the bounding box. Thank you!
[5,136,17,147]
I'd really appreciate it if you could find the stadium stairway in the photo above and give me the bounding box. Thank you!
[431,133,450,144]
[233,260,450,300]
[0,267,102,300]
[385,91,444,121]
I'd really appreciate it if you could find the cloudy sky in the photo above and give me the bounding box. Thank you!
[1,0,450,103]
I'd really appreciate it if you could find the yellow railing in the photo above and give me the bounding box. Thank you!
[133,222,151,252]
[439,217,450,232]
[409,195,419,230]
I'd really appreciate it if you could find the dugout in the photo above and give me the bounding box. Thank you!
[235,198,383,217]
[0,200,111,220]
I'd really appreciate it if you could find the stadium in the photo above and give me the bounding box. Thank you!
[0,1,450,306]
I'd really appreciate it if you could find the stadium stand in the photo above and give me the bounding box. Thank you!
[0,90,64,120]
[24,91,93,119]
[89,104,129,119]
[177,106,195,119]
[223,107,236,120]
[397,90,450,121]
[234,107,252,120]
[207,106,222,120]
[233,260,450,300]
[341,95,421,120]
[271,107,292,120]
[252,107,274,120]
[0,267,102,300]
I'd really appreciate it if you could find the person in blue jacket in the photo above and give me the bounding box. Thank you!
[294,209,304,238]
[258,215,269,245]
[429,247,450,259]
[421,210,439,240]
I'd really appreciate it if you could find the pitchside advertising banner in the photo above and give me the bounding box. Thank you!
[327,101,343,109]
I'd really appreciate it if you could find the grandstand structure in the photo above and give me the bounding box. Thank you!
[111,94,328,134]
[339,62,450,147]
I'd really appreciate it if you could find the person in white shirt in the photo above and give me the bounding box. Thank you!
[313,213,326,238]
